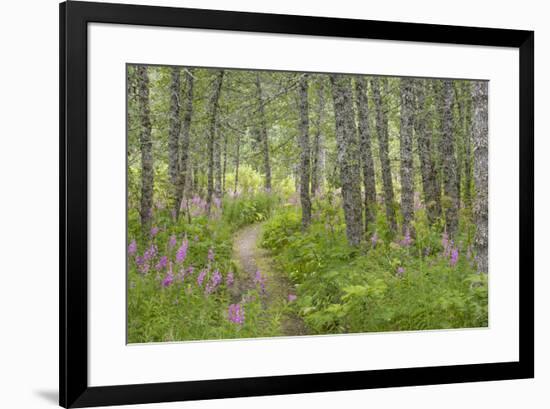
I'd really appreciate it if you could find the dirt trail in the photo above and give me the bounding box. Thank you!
[232,223,307,336]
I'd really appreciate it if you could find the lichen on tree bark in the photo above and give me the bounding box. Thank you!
[137,65,153,232]
[331,74,364,246]
[472,81,489,274]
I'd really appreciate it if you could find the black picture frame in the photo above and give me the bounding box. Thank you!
[60,1,534,407]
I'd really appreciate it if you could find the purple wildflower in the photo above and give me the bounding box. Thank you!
[213,196,221,209]
[226,271,234,287]
[400,229,412,247]
[155,255,168,271]
[135,255,145,266]
[176,239,189,264]
[205,270,223,294]
[254,270,267,294]
[168,234,177,249]
[128,239,137,256]
[450,248,459,267]
[150,226,159,237]
[397,267,405,277]
[288,294,297,302]
[227,304,245,325]
[176,265,192,282]
[162,273,173,288]
[138,263,150,275]
[143,244,157,261]
[197,269,207,287]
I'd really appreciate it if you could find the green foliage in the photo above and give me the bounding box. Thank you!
[222,192,280,229]
[261,199,488,335]
[224,165,264,194]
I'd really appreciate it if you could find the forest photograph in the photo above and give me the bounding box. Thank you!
[126,64,489,343]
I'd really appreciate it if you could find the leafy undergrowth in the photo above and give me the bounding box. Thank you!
[261,192,488,335]
[127,193,282,343]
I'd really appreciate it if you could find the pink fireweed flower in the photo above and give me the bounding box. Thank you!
[207,248,215,262]
[168,234,177,249]
[400,229,412,247]
[128,239,137,256]
[177,268,186,282]
[150,226,159,237]
[205,270,222,294]
[227,303,245,325]
[254,270,267,294]
[197,269,207,287]
[161,273,173,288]
[176,265,192,282]
[450,248,459,267]
[176,239,189,264]
[155,255,168,271]
[143,244,157,261]
[226,271,234,287]
[288,294,297,302]
[138,263,150,275]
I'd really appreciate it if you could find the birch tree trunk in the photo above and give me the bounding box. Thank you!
[298,75,312,229]
[399,78,415,236]
[354,76,377,232]
[214,120,222,197]
[137,65,154,232]
[168,67,181,186]
[174,69,194,219]
[461,82,473,209]
[331,74,364,246]
[440,80,459,237]
[371,77,398,234]
[234,132,240,194]
[311,80,326,196]
[413,79,441,224]
[255,73,272,192]
[206,70,224,216]
[472,81,489,274]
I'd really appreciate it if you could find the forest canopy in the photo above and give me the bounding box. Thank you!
[127,65,488,343]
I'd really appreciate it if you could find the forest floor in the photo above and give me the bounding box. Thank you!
[232,223,307,336]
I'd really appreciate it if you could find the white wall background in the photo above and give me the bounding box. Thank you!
[0,0,545,408]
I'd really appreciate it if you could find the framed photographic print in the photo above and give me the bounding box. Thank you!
[60,1,534,407]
